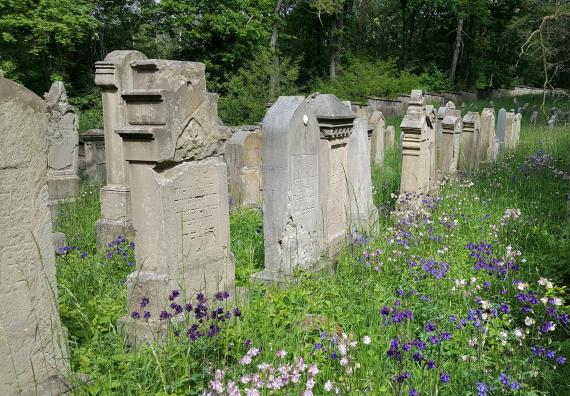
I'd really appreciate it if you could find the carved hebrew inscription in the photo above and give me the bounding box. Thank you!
[290,154,318,217]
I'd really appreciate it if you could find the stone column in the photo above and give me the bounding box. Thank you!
[496,108,507,153]
[459,112,481,172]
[369,111,385,167]
[439,112,463,175]
[0,76,69,395]
[225,127,262,207]
[94,50,147,250]
[308,94,354,258]
[113,58,233,345]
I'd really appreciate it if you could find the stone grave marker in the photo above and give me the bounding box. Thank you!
[254,96,321,283]
[0,76,70,394]
[81,128,106,184]
[112,58,234,344]
[530,109,538,126]
[480,108,498,163]
[369,110,385,167]
[439,110,463,175]
[385,125,395,149]
[459,112,481,172]
[511,113,522,150]
[496,108,507,152]
[504,111,515,151]
[436,101,457,173]
[225,127,262,207]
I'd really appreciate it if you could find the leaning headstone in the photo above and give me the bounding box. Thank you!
[496,108,507,152]
[530,110,538,126]
[348,118,378,228]
[548,110,557,128]
[0,76,69,394]
[308,94,354,257]
[94,50,147,250]
[369,110,385,167]
[113,58,234,344]
[504,111,516,151]
[44,81,81,219]
[480,108,498,162]
[439,110,463,175]
[81,128,107,184]
[459,112,481,172]
[225,127,262,207]
[386,125,396,149]
[255,96,321,283]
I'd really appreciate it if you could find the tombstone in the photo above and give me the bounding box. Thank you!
[514,97,521,114]
[112,58,234,343]
[504,111,516,151]
[225,127,262,207]
[530,110,538,126]
[348,118,378,228]
[521,103,529,113]
[459,112,481,172]
[511,113,522,150]
[547,109,558,128]
[479,108,498,162]
[436,102,460,174]
[439,111,463,175]
[44,82,81,219]
[94,50,147,250]
[496,108,507,152]
[80,129,107,184]
[425,105,437,183]
[400,91,431,193]
[308,94,354,257]
[385,126,396,149]
[0,76,70,394]
[254,96,321,283]
[369,110,385,167]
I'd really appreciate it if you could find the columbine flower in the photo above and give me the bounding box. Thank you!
[524,317,535,326]
[538,277,554,289]
[324,381,333,391]
[440,372,450,384]
[307,364,318,376]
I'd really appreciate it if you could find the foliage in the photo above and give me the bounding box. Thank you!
[229,208,264,284]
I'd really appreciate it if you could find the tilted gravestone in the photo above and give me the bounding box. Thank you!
[480,108,498,163]
[439,110,463,175]
[385,125,395,149]
[369,110,385,167]
[0,76,70,394]
[504,111,516,151]
[44,82,80,218]
[348,118,378,228]
[94,50,147,250]
[112,58,234,344]
[225,127,262,207]
[308,94,354,258]
[254,96,321,283]
[459,112,481,172]
[495,108,507,152]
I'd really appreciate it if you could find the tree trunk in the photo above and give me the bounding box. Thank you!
[449,17,464,82]
[329,15,339,79]
[400,0,408,68]
[269,0,284,98]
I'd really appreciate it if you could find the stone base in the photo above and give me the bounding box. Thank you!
[251,259,331,287]
[95,218,135,251]
[117,315,169,349]
[48,175,81,201]
[52,232,67,252]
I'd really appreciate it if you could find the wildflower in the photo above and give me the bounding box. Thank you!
[427,360,436,369]
[130,311,141,319]
[308,364,318,376]
[476,382,488,396]
[276,350,287,359]
[363,336,371,345]
[556,356,567,365]
[340,358,348,366]
[538,277,553,289]
[315,343,322,350]
[324,381,333,391]
[168,289,180,301]
[409,390,417,396]
[233,307,242,317]
[159,310,171,320]
[140,297,150,308]
[524,317,535,326]
[245,389,260,396]
[425,321,437,332]
[540,321,556,334]
[143,311,151,320]
[439,372,450,384]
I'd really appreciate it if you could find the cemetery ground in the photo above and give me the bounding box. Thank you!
[55,95,569,395]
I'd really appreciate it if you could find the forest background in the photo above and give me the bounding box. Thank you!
[1,0,568,127]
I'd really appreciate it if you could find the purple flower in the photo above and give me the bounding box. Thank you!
[143,311,151,320]
[413,352,423,362]
[429,335,439,345]
[441,331,452,341]
[215,292,224,301]
[426,360,436,369]
[140,297,150,308]
[381,306,391,316]
[476,382,489,396]
[185,303,193,312]
[244,339,252,347]
[315,343,322,350]
[233,307,241,317]
[409,390,417,396]
[440,372,450,384]
[425,321,437,332]
[130,311,141,319]
[557,356,567,365]
[159,310,172,320]
[499,373,510,386]
[168,289,180,301]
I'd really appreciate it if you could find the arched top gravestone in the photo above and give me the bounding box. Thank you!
[0,76,69,394]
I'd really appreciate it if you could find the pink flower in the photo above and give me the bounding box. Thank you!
[209,379,224,393]
[307,364,319,377]
[276,350,287,359]
[227,381,240,396]
[306,378,316,389]
[324,380,333,391]
[245,389,260,396]
[239,355,252,365]
[302,390,313,396]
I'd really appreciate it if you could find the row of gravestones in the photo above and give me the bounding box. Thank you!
[399,90,522,194]
[0,50,381,393]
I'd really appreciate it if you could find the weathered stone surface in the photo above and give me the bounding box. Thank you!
[385,126,395,149]
[436,101,458,173]
[348,118,378,227]
[369,111,385,167]
[459,112,481,172]
[496,108,507,152]
[425,105,437,183]
[0,76,69,395]
[504,111,515,151]
[510,113,522,150]
[255,96,321,282]
[530,110,538,125]
[81,129,107,184]
[309,94,354,257]
[479,108,498,162]
[225,127,262,207]
[439,112,463,175]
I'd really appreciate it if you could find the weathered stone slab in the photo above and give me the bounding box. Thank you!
[0,76,69,395]
[225,127,262,207]
[369,111,385,167]
[496,108,507,152]
[511,113,522,150]
[479,108,498,162]
[385,126,395,149]
[439,112,463,175]
[255,96,321,282]
[80,128,106,184]
[436,101,457,172]
[504,111,515,151]
[459,112,481,172]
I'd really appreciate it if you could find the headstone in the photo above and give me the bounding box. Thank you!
[94,50,147,250]
[436,102,460,174]
[113,58,234,344]
[308,94,354,257]
[425,105,437,182]
[530,110,538,126]
[385,126,395,149]
[0,76,69,394]
[504,111,515,151]
[225,127,262,207]
[439,110,463,175]
[459,112,481,172]
[80,128,106,184]
[548,111,557,128]
[496,108,507,152]
[511,113,522,150]
[480,108,498,162]
[369,110,385,167]
[514,97,521,114]
[348,118,378,227]
[254,96,321,282]
[521,102,529,113]
[44,81,81,219]
[400,90,431,193]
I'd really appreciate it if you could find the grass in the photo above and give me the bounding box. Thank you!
[54,95,569,395]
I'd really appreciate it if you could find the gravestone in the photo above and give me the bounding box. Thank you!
[425,105,437,183]
[348,118,378,228]
[530,109,538,126]
[400,91,431,193]
[308,94,354,257]
[369,110,385,167]
[459,112,481,172]
[547,109,558,128]
[385,125,395,149]
[439,110,463,175]
[0,76,69,394]
[94,50,147,250]
[480,108,498,162]
[511,113,522,150]
[496,108,507,152]
[81,129,106,184]
[436,101,457,172]
[522,103,529,113]
[225,127,262,207]
[254,96,321,283]
[504,111,515,151]
[44,82,81,218]
[113,58,234,344]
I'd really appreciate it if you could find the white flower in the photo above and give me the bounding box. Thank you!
[461,355,469,362]
[481,300,492,310]
[553,297,563,306]
[516,281,528,291]
[276,350,287,359]
[307,364,319,377]
[513,328,524,338]
[338,344,347,355]
[340,358,349,366]
[499,330,508,339]
[481,313,489,320]
[541,297,548,305]
[324,381,333,392]
[525,317,535,326]
[306,378,316,389]
[362,336,371,345]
